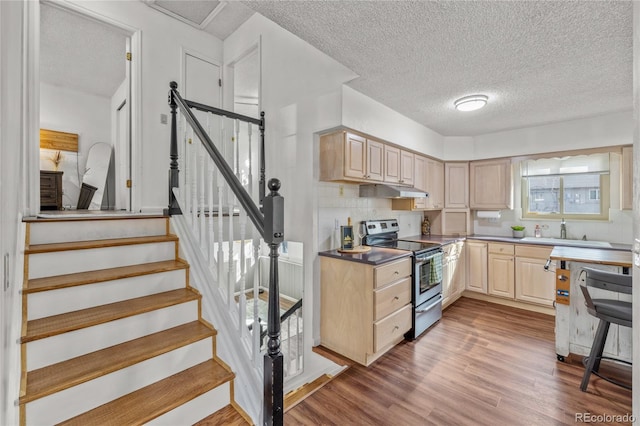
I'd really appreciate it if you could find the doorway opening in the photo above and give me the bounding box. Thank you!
[38,2,135,213]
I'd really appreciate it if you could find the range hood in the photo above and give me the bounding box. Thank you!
[359,184,428,199]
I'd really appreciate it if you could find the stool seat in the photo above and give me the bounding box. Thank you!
[591,299,632,326]
[579,267,632,392]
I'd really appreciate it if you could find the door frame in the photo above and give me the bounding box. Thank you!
[25,1,142,214]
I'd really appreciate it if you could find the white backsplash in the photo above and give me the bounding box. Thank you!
[318,182,423,250]
[473,207,633,245]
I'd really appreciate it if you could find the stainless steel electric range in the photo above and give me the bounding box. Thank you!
[362,219,443,339]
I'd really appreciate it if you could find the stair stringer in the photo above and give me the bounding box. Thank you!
[170,215,261,424]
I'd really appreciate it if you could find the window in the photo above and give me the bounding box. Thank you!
[522,153,609,220]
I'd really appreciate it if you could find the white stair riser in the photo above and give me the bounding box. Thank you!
[28,242,176,279]
[26,339,213,426]
[29,218,167,245]
[27,269,187,320]
[147,383,231,426]
[27,301,198,370]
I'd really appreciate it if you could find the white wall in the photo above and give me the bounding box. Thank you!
[1,2,27,424]
[472,110,633,160]
[65,0,223,212]
[632,2,639,418]
[342,85,444,158]
[40,83,112,208]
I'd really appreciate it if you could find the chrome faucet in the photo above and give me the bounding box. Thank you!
[560,218,567,239]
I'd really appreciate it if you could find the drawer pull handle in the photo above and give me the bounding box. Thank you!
[394,271,399,275]
[394,296,399,300]
[393,326,399,331]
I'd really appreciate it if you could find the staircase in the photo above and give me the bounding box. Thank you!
[19,215,251,425]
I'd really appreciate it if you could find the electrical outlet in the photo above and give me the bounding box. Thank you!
[160,114,168,124]
[339,185,344,197]
[335,219,340,230]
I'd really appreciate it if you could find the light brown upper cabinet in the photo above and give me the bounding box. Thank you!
[384,145,414,186]
[414,154,428,192]
[469,158,513,209]
[320,131,384,183]
[445,162,469,208]
[426,159,444,209]
[621,146,632,210]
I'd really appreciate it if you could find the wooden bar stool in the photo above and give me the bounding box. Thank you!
[579,267,632,391]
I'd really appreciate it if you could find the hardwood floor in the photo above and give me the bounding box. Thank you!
[286,297,632,425]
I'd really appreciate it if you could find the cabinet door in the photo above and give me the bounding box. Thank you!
[515,257,555,306]
[452,242,466,295]
[426,159,444,209]
[400,150,414,186]
[445,162,469,208]
[621,146,632,210]
[466,241,487,293]
[344,133,367,179]
[366,139,384,181]
[384,145,401,183]
[469,158,512,209]
[414,155,428,192]
[488,254,514,298]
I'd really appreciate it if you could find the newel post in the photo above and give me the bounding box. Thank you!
[263,178,284,426]
[166,81,181,215]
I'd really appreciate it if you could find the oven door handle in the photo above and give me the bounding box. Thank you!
[415,294,443,314]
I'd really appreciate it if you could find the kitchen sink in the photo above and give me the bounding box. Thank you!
[519,237,612,248]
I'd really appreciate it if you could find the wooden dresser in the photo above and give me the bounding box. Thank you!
[40,170,63,210]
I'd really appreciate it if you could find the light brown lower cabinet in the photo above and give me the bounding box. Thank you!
[471,243,554,308]
[465,240,487,293]
[487,243,515,299]
[320,256,412,366]
[514,245,555,307]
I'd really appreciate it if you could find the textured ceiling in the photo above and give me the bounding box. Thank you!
[242,1,632,136]
[40,3,127,99]
[42,1,633,137]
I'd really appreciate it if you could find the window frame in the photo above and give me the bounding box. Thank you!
[521,173,609,221]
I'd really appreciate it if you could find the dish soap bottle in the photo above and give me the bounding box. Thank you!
[534,224,541,238]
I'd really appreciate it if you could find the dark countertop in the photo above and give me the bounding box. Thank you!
[550,246,632,267]
[319,247,412,265]
[402,233,631,251]
[467,234,631,251]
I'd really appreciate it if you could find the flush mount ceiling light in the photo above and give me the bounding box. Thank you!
[454,94,488,112]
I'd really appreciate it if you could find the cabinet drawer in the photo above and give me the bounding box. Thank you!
[374,278,411,321]
[515,245,552,259]
[374,304,412,352]
[40,174,56,189]
[488,242,514,255]
[374,258,411,289]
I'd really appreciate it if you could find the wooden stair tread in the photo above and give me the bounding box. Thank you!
[194,405,250,426]
[25,259,189,293]
[21,321,215,404]
[25,234,178,254]
[22,288,200,343]
[23,214,167,223]
[58,360,234,426]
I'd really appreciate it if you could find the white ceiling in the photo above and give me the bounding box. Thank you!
[241,1,633,137]
[40,3,127,99]
[42,1,633,137]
